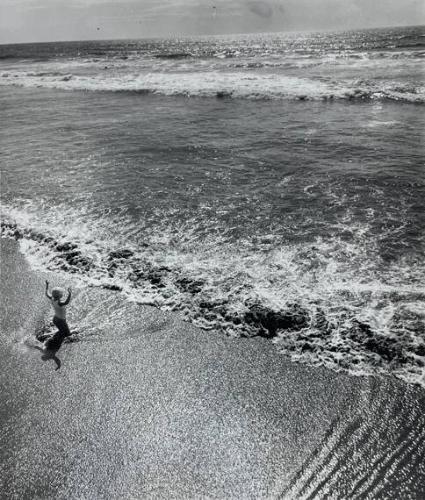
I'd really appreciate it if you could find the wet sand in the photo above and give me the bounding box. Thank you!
[1,238,424,499]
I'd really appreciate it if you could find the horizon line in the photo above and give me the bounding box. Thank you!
[1,22,423,47]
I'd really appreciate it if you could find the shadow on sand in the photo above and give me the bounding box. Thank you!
[29,332,67,371]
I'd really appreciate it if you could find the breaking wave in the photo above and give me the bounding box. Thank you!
[2,202,424,388]
[1,69,424,103]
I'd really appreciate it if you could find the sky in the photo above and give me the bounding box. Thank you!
[0,0,424,44]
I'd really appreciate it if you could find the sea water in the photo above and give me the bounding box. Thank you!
[1,26,424,387]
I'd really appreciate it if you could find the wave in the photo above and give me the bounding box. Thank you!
[1,202,424,388]
[1,69,424,103]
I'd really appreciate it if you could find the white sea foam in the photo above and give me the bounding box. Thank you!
[1,67,424,103]
[2,200,425,388]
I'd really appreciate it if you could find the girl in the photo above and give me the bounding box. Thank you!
[44,280,72,351]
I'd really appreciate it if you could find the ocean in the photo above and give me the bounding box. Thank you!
[1,25,424,387]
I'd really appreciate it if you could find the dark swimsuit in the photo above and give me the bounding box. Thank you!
[44,316,71,351]
[53,316,71,336]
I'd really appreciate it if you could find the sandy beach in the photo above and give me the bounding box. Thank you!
[1,238,424,498]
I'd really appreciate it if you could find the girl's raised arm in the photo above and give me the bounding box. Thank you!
[45,280,52,299]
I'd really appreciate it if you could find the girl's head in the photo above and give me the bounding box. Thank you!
[52,287,64,300]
